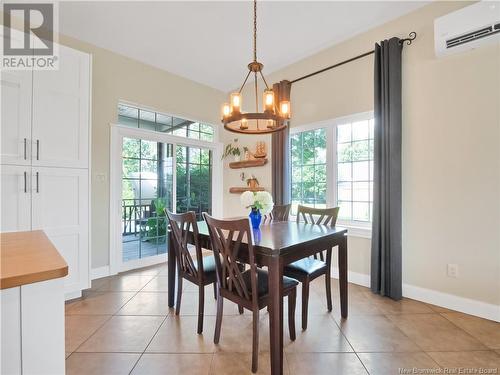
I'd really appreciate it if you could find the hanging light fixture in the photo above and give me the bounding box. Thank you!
[221,0,291,134]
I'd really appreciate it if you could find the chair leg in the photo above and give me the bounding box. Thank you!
[214,287,224,344]
[175,275,183,315]
[238,304,244,314]
[301,279,310,330]
[325,248,333,312]
[325,271,333,312]
[197,285,205,334]
[288,288,296,341]
[213,282,217,300]
[251,309,259,373]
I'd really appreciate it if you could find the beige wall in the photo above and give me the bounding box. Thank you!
[222,1,500,306]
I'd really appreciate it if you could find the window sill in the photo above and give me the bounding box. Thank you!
[337,221,372,239]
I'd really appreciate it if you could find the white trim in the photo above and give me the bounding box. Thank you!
[119,254,167,273]
[329,264,500,322]
[402,284,500,322]
[109,124,223,274]
[64,290,82,301]
[90,266,112,280]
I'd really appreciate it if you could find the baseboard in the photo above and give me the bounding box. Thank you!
[90,265,111,280]
[330,266,500,322]
[65,290,82,301]
[402,284,500,322]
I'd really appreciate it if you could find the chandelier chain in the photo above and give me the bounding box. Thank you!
[253,0,257,62]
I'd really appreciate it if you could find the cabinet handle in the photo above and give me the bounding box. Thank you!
[36,172,39,193]
[24,171,27,193]
[24,138,27,160]
[36,139,40,160]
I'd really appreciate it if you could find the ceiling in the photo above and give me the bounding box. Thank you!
[59,1,427,92]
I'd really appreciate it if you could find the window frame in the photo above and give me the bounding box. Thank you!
[289,111,373,238]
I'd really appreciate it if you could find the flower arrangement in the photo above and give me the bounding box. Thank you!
[240,191,274,229]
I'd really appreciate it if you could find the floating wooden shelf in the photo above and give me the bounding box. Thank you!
[229,187,265,194]
[229,159,268,169]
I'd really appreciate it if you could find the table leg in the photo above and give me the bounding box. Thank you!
[168,230,176,308]
[268,255,284,375]
[338,234,348,318]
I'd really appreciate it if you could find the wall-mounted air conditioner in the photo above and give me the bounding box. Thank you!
[434,1,500,57]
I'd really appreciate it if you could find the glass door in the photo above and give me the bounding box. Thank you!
[121,137,174,263]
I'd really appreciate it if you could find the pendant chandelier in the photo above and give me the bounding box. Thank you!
[221,0,291,134]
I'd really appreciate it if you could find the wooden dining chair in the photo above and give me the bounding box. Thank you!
[202,213,297,373]
[166,210,217,334]
[262,203,291,223]
[284,204,340,330]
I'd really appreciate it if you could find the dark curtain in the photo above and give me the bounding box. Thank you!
[271,80,292,205]
[371,37,403,300]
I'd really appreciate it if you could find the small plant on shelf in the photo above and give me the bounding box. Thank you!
[246,174,259,189]
[222,138,249,162]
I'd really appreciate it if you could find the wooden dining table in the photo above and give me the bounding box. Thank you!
[167,220,348,375]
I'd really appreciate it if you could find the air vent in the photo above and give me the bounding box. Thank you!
[446,25,500,48]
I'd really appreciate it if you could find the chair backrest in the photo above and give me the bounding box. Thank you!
[166,210,203,279]
[263,204,291,223]
[296,205,339,227]
[202,213,258,305]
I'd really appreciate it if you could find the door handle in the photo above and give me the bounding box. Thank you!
[24,138,27,160]
[36,172,39,193]
[24,171,27,193]
[36,139,40,160]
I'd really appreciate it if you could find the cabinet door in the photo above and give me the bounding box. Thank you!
[0,165,31,232]
[32,44,90,168]
[31,167,89,296]
[1,287,22,375]
[0,70,32,165]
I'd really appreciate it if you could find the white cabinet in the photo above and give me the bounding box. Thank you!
[0,70,32,165]
[32,45,90,169]
[0,165,31,232]
[32,167,89,296]
[1,279,66,375]
[0,42,91,298]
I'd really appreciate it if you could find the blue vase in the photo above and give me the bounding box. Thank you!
[249,208,262,229]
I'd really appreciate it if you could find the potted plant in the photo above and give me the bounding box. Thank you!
[240,191,274,229]
[222,139,248,162]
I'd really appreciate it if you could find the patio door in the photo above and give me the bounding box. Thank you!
[110,125,221,273]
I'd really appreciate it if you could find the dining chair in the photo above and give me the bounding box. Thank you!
[166,210,217,334]
[262,203,291,223]
[202,213,297,373]
[284,204,340,330]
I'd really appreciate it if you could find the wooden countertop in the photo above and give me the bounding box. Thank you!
[1,231,68,289]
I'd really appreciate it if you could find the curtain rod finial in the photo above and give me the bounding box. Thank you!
[400,31,417,46]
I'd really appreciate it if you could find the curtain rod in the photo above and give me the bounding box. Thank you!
[290,32,417,84]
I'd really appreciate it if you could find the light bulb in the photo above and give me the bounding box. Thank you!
[230,93,241,113]
[263,89,274,113]
[280,101,290,119]
[240,118,248,130]
[267,119,274,128]
[221,103,230,118]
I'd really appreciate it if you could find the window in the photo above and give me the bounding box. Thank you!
[290,128,327,214]
[117,103,215,141]
[336,118,374,222]
[290,112,374,232]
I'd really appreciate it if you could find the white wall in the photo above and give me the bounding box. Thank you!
[221,1,500,310]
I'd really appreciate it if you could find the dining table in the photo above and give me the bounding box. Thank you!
[167,219,348,375]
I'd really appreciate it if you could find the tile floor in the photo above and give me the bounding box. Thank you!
[65,263,500,375]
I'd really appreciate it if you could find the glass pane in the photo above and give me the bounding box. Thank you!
[369,140,374,160]
[139,110,156,131]
[337,123,351,143]
[122,240,140,262]
[200,149,211,165]
[291,183,301,201]
[337,143,352,162]
[118,105,139,128]
[337,163,352,182]
[189,122,200,131]
[141,140,157,160]
[188,130,200,140]
[315,164,326,183]
[200,132,213,141]
[173,127,187,137]
[140,159,157,176]
[351,140,369,161]
[291,166,301,183]
[338,201,352,220]
[353,202,370,221]
[353,161,369,181]
[314,129,327,164]
[302,131,315,165]
[352,120,369,141]
[200,123,213,133]
[369,119,375,138]
[122,158,139,179]
[315,183,327,206]
[189,147,201,164]
[353,181,370,202]
[302,166,314,184]
[122,138,140,158]
[291,134,301,166]
[337,182,352,201]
